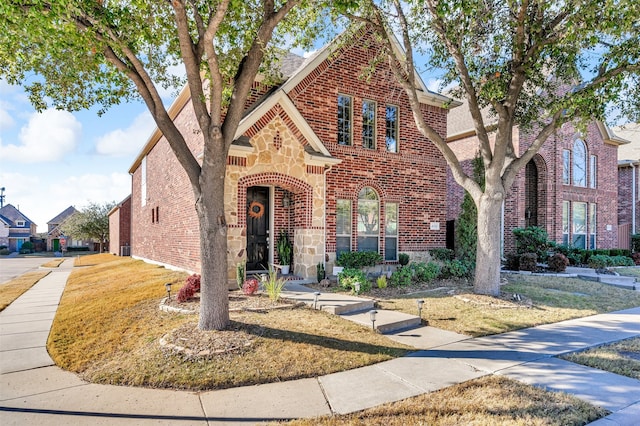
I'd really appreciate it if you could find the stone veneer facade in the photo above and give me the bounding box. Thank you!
[129,27,450,283]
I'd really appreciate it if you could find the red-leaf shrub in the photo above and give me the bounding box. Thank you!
[548,253,569,272]
[177,274,201,302]
[632,252,640,266]
[519,253,538,272]
[242,278,259,295]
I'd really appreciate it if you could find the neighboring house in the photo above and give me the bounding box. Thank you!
[46,206,93,251]
[614,123,640,249]
[128,26,456,282]
[446,97,628,255]
[0,204,37,252]
[108,195,131,256]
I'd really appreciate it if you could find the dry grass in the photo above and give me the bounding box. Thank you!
[0,270,51,311]
[48,255,410,390]
[73,253,118,267]
[561,337,640,379]
[41,259,65,268]
[378,275,640,337]
[614,267,640,279]
[282,375,607,426]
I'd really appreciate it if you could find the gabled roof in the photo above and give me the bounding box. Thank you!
[0,204,35,227]
[108,195,132,217]
[47,206,78,226]
[129,25,457,174]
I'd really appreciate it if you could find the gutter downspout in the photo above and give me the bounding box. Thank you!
[633,163,637,235]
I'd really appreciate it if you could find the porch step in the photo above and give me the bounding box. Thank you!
[282,288,375,315]
[339,309,423,334]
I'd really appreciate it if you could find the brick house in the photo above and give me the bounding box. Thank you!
[615,123,640,249]
[108,195,132,256]
[447,98,628,255]
[0,204,37,252]
[46,206,96,251]
[127,27,456,281]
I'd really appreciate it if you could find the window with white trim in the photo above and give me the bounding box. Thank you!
[337,94,353,146]
[141,156,147,207]
[385,105,398,153]
[357,187,379,252]
[362,99,376,149]
[589,155,597,188]
[562,201,569,246]
[16,220,25,227]
[572,139,587,187]
[562,149,570,185]
[385,202,398,261]
[336,199,351,256]
[572,202,587,249]
[589,203,597,249]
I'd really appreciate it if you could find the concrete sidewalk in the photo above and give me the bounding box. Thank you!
[2,264,640,425]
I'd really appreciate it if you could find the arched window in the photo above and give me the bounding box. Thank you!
[357,187,379,252]
[572,139,587,187]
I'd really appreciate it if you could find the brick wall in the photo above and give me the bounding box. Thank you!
[618,163,640,229]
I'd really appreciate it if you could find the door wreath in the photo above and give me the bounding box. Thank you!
[248,201,265,219]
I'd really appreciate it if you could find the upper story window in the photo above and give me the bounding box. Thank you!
[362,99,376,149]
[572,139,587,187]
[141,156,147,207]
[385,105,399,152]
[562,149,570,185]
[16,220,25,227]
[589,155,597,188]
[337,94,353,146]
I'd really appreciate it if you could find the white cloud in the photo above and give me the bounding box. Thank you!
[95,111,156,157]
[0,104,15,131]
[0,109,81,163]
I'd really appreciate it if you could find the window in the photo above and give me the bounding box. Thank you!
[572,202,587,249]
[572,139,587,187]
[337,94,353,146]
[562,201,569,246]
[589,155,597,188]
[385,105,399,152]
[16,220,25,227]
[141,156,147,206]
[562,149,570,185]
[589,203,597,250]
[385,202,398,261]
[362,99,376,149]
[357,187,379,252]
[336,200,351,256]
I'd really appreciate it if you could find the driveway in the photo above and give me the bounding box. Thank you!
[0,256,58,284]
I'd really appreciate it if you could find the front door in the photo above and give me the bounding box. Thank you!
[246,186,270,271]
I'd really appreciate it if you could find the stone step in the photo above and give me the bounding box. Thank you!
[282,287,375,314]
[339,309,423,334]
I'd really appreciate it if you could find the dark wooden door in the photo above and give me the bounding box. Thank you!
[246,187,270,271]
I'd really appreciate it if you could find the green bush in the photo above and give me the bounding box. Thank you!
[376,275,387,289]
[429,248,454,261]
[316,263,325,283]
[408,261,441,282]
[398,253,410,266]
[338,268,370,293]
[513,226,554,261]
[441,259,473,278]
[336,251,383,269]
[518,253,538,272]
[390,267,413,287]
[0,248,10,255]
[610,255,634,266]
[633,234,640,253]
[67,246,90,252]
[588,254,610,269]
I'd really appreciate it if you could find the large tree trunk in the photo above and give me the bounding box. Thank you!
[473,185,505,296]
[196,142,230,330]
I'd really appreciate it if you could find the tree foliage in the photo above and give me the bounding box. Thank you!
[61,201,115,251]
[1,0,324,330]
[341,0,640,295]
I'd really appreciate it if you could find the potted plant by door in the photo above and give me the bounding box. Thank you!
[276,230,292,275]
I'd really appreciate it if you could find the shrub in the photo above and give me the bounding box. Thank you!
[513,226,554,261]
[547,253,569,273]
[441,259,472,278]
[316,263,325,282]
[376,275,387,289]
[588,255,610,269]
[632,252,640,265]
[177,273,201,302]
[0,245,7,250]
[429,248,454,261]
[503,254,519,271]
[242,278,259,295]
[236,261,245,290]
[409,261,441,282]
[336,251,383,269]
[633,234,640,253]
[263,266,286,301]
[338,268,370,293]
[610,255,634,267]
[0,248,10,255]
[398,253,410,266]
[518,253,538,272]
[390,267,412,287]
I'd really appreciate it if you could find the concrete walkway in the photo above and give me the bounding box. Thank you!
[1,262,640,425]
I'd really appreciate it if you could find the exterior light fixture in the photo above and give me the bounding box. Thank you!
[314,292,321,310]
[417,299,425,318]
[369,309,378,330]
[165,283,172,300]
[354,282,361,295]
